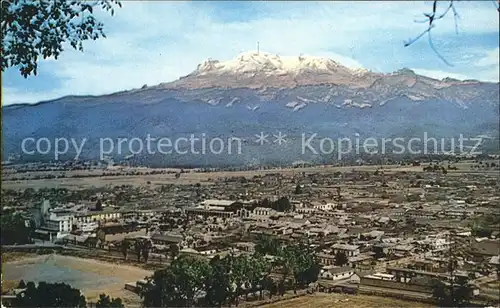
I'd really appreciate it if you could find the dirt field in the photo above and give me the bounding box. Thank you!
[3,254,152,306]
[3,162,495,190]
[261,293,434,308]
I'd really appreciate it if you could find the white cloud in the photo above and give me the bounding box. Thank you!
[473,47,500,81]
[413,69,469,81]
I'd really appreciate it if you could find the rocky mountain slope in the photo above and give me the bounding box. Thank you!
[3,52,499,167]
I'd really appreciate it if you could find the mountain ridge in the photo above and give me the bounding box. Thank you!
[2,51,498,167]
[3,51,497,109]
[158,51,493,90]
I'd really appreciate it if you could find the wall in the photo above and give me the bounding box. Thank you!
[360,277,432,294]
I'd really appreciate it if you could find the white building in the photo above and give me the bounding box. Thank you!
[313,203,335,211]
[252,207,277,218]
[43,212,74,239]
[74,211,122,225]
[80,222,99,233]
[319,266,354,281]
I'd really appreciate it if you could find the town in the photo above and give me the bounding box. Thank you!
[2,158,499,307]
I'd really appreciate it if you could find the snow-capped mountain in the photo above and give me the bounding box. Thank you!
[194,51,368,76]
[2,51,499,167]
[162,51,480,91]
[163,51,379,89]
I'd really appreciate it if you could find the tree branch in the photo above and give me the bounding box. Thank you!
[404,0,461,66]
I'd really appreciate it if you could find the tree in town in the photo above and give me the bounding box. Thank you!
[270,197,293,212]
[142,255,211,307]
[120,239,130,260]
[262,276,277,299]
[255,235,281,256]
[169,243,180,260]
[95,293,124,308]
[230,254,252,305]
[1,211,33,245]
[95,199,103,211]
[334,251,349,266]
[204,255,232,306]
[134,239,143,262]
[1,0,121,77]
[293,248,321,288]
[373,246,386,259]
[97,228,107,247]
[247,254,272,300]
[13,281,87,307]
[141,239,153,263]
[294,184,302,194]
[141,244,318,307]
[276,246,297,294]
[431,277,473,307]
[277,245,321,294]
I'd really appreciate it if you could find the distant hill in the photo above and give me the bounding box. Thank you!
[3,52,499,167]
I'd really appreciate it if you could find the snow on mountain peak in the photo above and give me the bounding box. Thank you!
[194,51,359,76]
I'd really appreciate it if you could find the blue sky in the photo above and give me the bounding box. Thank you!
[3,1,499,105]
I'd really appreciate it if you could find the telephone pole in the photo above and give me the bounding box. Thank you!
[257,42,259,55]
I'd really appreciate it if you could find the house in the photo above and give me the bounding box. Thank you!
[411,259,441,272]
[373,243,396,256]
[39,211,74,240]
[489,255,500,266]
[317,252,336,266]
[79,222,99,233]
[332,244,360,257]
[386,267,468,283]
[470,239,500,257]
[313,203,335,211]
[74,209,123,225]
[179,247,205,259]
[185,206,233,219]
[59,233,96,247]
[319,266,354,281]
[348,254,374,269]
[150,233,184,246]
[361,230,384,240]
[185,199,243,219]
[201,199,236,207]
[349,273,362,284]
[393,244,415,257]
[234,242,256,253]
[252,207,277,219]
[363,272,395,281]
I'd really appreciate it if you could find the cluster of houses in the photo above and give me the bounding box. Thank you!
[12,165,499,303]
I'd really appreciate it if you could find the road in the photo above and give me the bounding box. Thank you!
[359,285,432,300]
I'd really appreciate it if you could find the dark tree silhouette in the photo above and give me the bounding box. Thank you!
[1,211,33,245]
[96,293,125,308]
[13,281,87,307]
[168,243,180,260]
[334,251,349,266]
[1,0,121,77]
[95,199,103,211]
[294,184,303,194]
[134,239,143,262]
[120,239,130,260]
[141,239,152,263]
